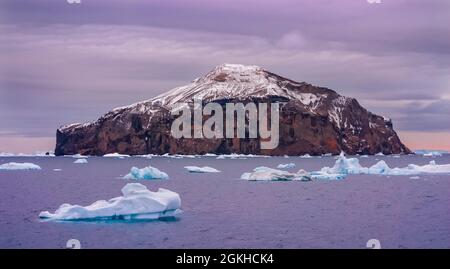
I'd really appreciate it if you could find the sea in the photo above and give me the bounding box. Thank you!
[0,154,449,248]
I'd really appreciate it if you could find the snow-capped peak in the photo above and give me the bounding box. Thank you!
[150,63,329,109]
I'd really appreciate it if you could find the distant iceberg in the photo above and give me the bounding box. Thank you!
[216,154,270,159]
[241,166,311,181]
[73,159,88,164]
[103,153,130,158]
[0,162,41,171]
[314,152,450,178]
[72,154,88,159]
[184,166,221,173]
[0,152,54,157]
[124,165,169,180]
[414,150,448,157]
[39,183,181,221]
[277,163,296,169]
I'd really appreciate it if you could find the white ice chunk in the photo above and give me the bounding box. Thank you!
[0,162,41,171]
[241,166,311,181]
[319,152,368,175]
[72,154,88,159]
[310,172,346,180]
[103,153,131,158]
[39,183,181,221]
[184,166,221,173]
[73,159,88,164]
[316,152,450,177]
[414,150,448,157]
[124,165,169,180]
[277,163,296,169]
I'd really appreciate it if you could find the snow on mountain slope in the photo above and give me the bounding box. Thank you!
[60,64,340,131]
[151,64,330,109]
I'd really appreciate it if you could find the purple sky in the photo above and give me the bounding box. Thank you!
[1,0,450,152]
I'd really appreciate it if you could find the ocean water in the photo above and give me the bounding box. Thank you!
[0,155,449,249]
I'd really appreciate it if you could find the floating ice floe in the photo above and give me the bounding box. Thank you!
[414,150,448,157]
[0,162,41,171]
[138,154,198,159]
[73,158,88,164]
[314,152,450,178]
[241,167,311,181]
[72,154,88,158]
[162,153,196,159]
[103,153,130,159]
[184,166,221,173]
[300,154,313,158]
[39,183,181,221]
[0,152,54,157]
[53,169,62,171]
[216,154,270,159]
[124,165,169,180]
[277,163,296,169]
[309,172,346,180]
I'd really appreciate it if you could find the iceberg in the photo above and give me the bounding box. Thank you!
[0,162,41,171]
[73,159,88,164]
[315,152,450,177]
[414,150,448,157]
[318,152,368,175]
[0,152,54,157]
[216,154,270,159]
[310,172,346,180]
[124,165,169,180]
[72,154,88,158]
[39,183,181,221]
[184,166,221,173]
[103,153,130,158]
[300,154,313,158]
[277,163,296,169]
[241,166,311,181]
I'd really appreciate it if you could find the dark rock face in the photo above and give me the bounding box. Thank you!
[55,64,411,156]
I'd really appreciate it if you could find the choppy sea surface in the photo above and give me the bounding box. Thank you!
[0,155,449,249]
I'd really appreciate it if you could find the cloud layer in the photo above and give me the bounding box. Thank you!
[0,0,449,151]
